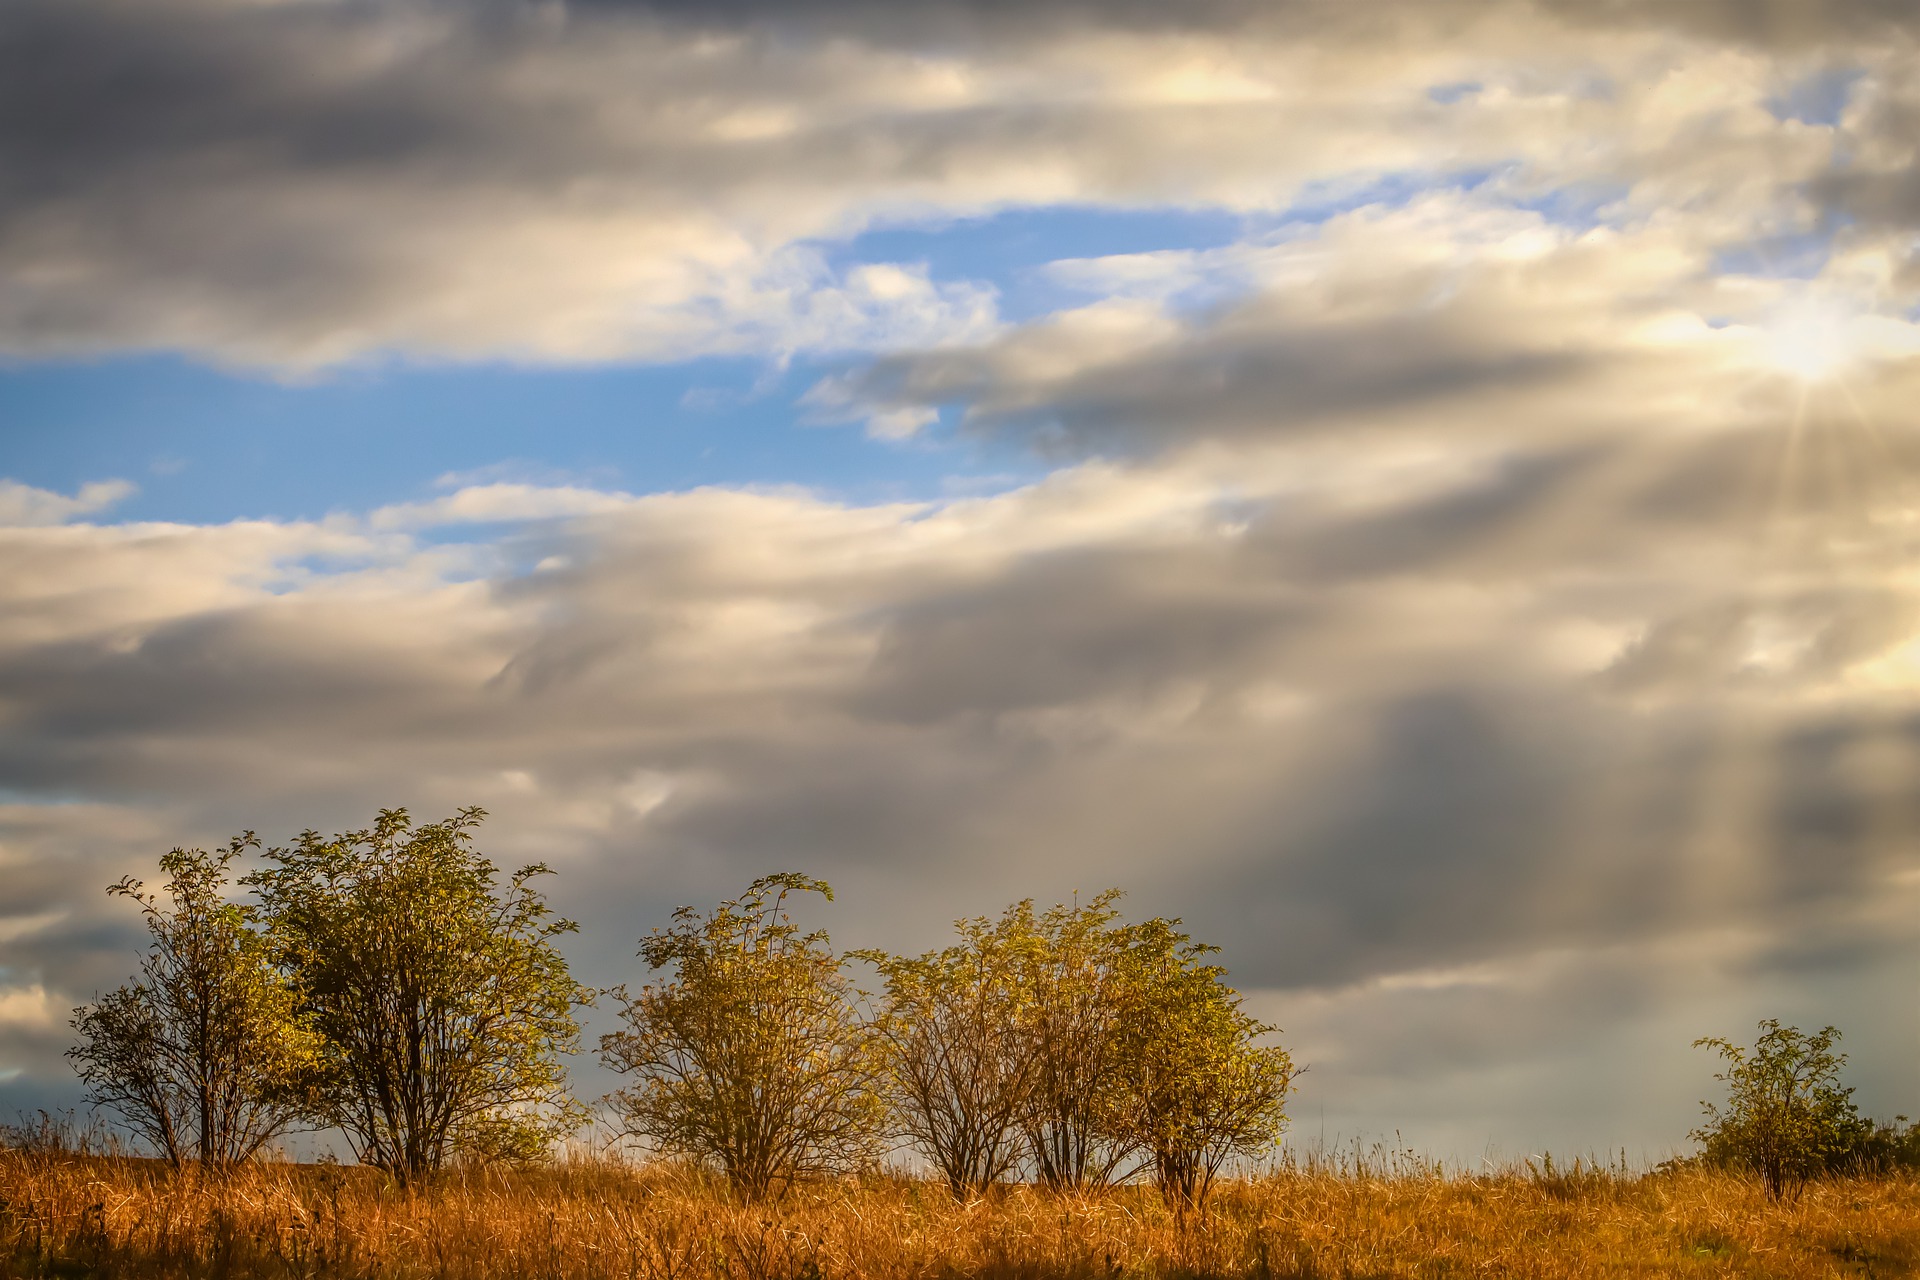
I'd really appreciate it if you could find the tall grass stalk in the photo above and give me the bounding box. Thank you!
[4,1142,1917,1278]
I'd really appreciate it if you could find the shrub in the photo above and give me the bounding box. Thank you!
[852,910,1038,1198]
[68,837,314,1169]
[600,873,883,1200]
[857,892,1293,1204]
[1691,1019,1869,1199]
[1108,916,1293,1210]
[1005,891,1140,1189]
[246,807,589,1182]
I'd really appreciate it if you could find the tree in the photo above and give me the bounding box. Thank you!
[246,807,588,1183]
[1108,918,1292,1211]
[68,837,314,1170]
[1007,891,1140,1190]
[600,873,883,1200]
[1692,1019,1868,1199]
[851,911,1039,1198]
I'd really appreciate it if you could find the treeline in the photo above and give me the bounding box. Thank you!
[67,809,1290,1207]
[66,807,1920,1208]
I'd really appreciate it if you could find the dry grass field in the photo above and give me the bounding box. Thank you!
[5,1140,1919,1280]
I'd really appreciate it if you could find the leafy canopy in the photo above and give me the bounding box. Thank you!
[1108,916,1293,1209]
[601,873,883,1200]
[1692,1019,1867,1199]
[1008,890,1141,1190]
[69,837,316,1169]
[246,807,588,1182]
[857,895,1291,1206]
[851,909,1040,1198]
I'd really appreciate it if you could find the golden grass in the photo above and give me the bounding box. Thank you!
[4,1145,1918,1279]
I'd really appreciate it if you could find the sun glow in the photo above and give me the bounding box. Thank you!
[1755,297,1862,383]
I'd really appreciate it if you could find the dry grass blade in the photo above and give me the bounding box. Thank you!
[4,1146,1919,1278]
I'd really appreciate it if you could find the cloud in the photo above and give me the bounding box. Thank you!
[814,189,1901,468]
[4,0,1907,369]
[7,421,1920,1148]
[1536,0,1920,47]
[568,0,1920,50]
[0,985,54,1032]
[0,479,136,527]
[11,0,1920,1156]
[368,483,638,531]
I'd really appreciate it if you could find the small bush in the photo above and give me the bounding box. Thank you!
[1692,1020,1868,1199]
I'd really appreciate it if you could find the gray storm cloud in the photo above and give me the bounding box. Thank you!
[7,0,1920,1161]
[8,401,1920,1154]
[5,0,1915,366]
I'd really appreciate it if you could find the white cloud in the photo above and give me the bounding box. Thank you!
[0,479,135,527]
[0,984,54,1031]
[6,413,1920,1135]
[3,0,1909,368]
[10,0,1920,1151]
[367,484,638,531]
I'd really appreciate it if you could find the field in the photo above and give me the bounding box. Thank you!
[4,1140,1919,1280]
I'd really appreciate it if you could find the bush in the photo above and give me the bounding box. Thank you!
[600,873,883,1200]
[852,911,1036,1198]
[1108,916,1293,1210]
[247,807,589,1182]
[1840,1115,1920,1174]
[1005,891,1141,1189]
[68,838,314,1170]
[1691,1020,1868,1199]
[857,892,1293,1204]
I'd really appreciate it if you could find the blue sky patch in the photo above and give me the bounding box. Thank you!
[1766,66,1864,127]
[1712,229,1834,280]
[827,203,1252,324]
[0,354,1043,526]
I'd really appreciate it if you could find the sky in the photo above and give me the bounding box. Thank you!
[7,0,1920,1166]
